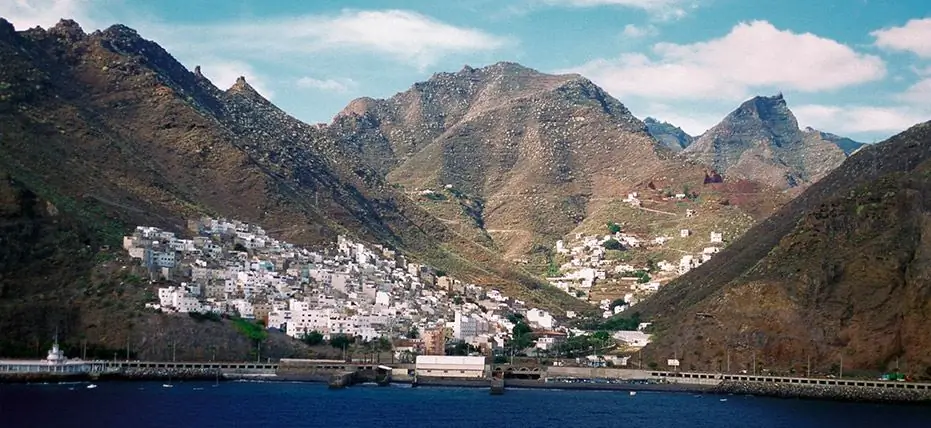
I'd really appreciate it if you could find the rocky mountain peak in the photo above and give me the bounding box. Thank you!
[0,18,15,40]
[683,94,851,189]
[228,76,261,96]
[98,24,142,43]
[729,93,799,139]
[337,97,379,118]
[48,19,86,42]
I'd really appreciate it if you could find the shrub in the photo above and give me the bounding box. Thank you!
[606,222,621,234]
[301,331,324,346]
[603,239,622,250]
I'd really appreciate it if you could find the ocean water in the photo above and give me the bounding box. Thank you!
[2,381,931,428]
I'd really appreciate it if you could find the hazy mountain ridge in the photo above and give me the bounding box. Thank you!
[644,117,694,152]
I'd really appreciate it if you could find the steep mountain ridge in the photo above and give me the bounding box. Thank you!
[329,63,784,265]
[803,127,866,155]
[683,94,854,189]
[639,121,931,375]
[0,18,588,357]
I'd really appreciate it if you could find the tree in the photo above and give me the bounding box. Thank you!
[510,321,534,350]
[407,326,419,339]
[546,260,561,277]
[610,299,626,310]
[592,331,611,350]
[606,222,621,234]
[233,243,248,253]
[603,239,622,251]
[447,341,476,356]
[636,271,651,284]
[328,334,354,349]
[300,331,324,346]
[375,337,393,352]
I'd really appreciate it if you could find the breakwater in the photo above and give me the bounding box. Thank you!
[712,380,931,404]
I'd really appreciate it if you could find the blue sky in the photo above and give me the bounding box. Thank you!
[6,0,931,141]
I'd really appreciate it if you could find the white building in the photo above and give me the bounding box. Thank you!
[612,331,652,348]
[453,311,484,341]
[526,308,555,330]
[415,355,486,378]
[710,232,724,243]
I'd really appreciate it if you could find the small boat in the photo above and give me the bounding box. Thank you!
[629,391,637,396]
[162,384,174,388]
[192,387,204,391]
[86,384,97,389]
[719,398,728,402]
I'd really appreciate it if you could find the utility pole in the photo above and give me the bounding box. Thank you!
[752,353,756,376]
[726,347,730,373]
[839,353,844,379]
[807,354,811,378]
[126,334,131,361]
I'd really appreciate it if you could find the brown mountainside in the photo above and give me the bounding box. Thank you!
[638,121,931,376]
[329,63,786,264]
[0,19,588,358]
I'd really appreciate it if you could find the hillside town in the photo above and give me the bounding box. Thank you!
[548,194,727,317]
[122,217,650,359]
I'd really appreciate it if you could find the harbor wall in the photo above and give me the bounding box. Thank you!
[712,381,931,404]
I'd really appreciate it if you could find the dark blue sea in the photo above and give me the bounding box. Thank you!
[3,381,931,428]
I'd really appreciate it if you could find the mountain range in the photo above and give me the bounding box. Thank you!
[0,19,587,358]
[2,17,918,371]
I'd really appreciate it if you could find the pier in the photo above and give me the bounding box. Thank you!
[5,357,931,403]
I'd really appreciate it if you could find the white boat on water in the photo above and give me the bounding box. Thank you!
[162,384,174,388]
[86,384,97,389]
[629,391,637,396]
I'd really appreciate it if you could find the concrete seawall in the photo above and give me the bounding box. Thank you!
[712,381,931,404]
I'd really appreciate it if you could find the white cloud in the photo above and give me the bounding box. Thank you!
[622,24,658,38]
[4,0,97,30]
[898,78,931,105]
[148,9,508,69]
[296,77,358,93]
[872,18,931,58]
[793,104,927,135]
[540,0,694,20]
[563,21,885,101]
[198,59,275,100]
[911,65,931,76]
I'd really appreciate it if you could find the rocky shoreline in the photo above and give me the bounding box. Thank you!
[711,381,931,404]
